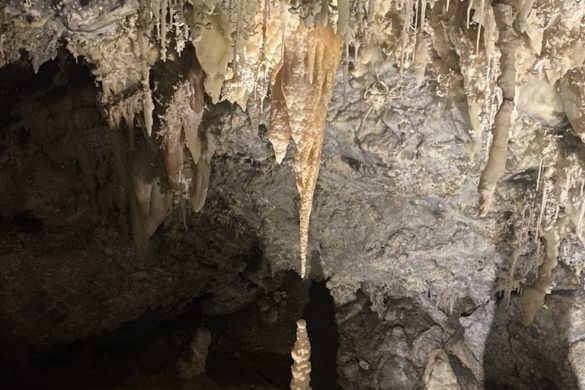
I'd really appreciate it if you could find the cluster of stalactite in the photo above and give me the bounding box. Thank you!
[2,0,585,318]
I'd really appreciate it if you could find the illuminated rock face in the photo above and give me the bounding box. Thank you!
[1,0,585,389]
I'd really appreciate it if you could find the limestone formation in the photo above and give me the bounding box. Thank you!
[2,0,585,389]
[290,319,312,390]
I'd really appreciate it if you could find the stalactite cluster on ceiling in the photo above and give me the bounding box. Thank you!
[1,0,585,304]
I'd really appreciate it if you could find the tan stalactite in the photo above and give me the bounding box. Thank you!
[337,0,350,38]
[161,59,209,212]
[120,136,171,252]
[137,1,154,136]
[520,229,560,326]
[163,102,185,190]
[269,23,342,278]
[190,157,210,213]
[290,319,311,390]
[186,60,206,164]
[191,12,233,104]
[477,4,518,217]
[478,99,513,217]
[413,33,430,85]
[560,65,585,143]
[268,62,291,164]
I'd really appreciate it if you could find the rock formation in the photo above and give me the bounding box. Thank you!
[1,0,585,388]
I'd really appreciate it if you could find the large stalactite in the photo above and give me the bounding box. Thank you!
[269,22,342,278]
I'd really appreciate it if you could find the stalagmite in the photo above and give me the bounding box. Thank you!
[423,349,461,390]
[269,22,342,278]
[178,326,212,380]
[290,319,311,390]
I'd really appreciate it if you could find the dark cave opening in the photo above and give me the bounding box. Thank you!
[1,275,344,390]
[1,51,299,389]
[303,281,341,390]
[1,300,205,389]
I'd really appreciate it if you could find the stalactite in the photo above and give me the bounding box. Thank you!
[343,42,349,104]
[118,134,172,252]
[269,22,342,278]
[560,65,585,143]
[413,33,430,85]
[503,203,535,307]
[447,0,501,161]
[151,0,161,41]
[577,179,585,242]
[221,0,283,110]
[466,0,474,29]
[477,2,517,216]
[137,1,154,136]
[367,0,375,22]
[399,0,413,72]
[520,229,560,326]
[162,102,185,191]
[191,12,233,103]
[475,0,485,54]
[232,0,243,77]
[185,59,206,163]
[268,63,291,164]
[161,60,209,212]
[320,0,330,26]
[478,99,512,216]
[290,319,311,390]
[106,92,143,131]
[414,0,419,37]
[338,0,350,38]
[190,157,210,213]
[131,168,172,248]
[160,0,168,60]
[419,0,426,32]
